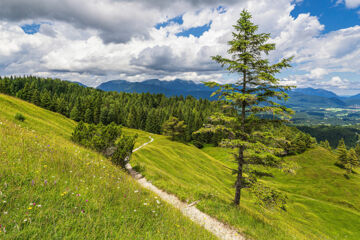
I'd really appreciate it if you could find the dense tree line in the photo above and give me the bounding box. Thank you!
[297,125,360,148]
[0,76,220,140]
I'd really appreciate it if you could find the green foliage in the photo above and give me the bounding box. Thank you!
[320,140,332,151]
[346,148,358,174]
[193,140,204,149]
[200,10,294,206]
[71,122,137,167]
[0,76,220,141]
[111,135,137,168]
[336,138,348,166]
[297,125,360,148]
[162,116,187,141]
[14,112,25,122]
[250,183,288,210]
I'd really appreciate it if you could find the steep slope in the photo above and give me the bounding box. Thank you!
[125,129,360,240]
[0,94,216,239]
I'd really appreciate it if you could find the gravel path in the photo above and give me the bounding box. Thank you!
[125,136,245,240]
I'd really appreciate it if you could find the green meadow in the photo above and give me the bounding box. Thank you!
[0,94,216,239]
[128,127,360,240]
[1,93,360,240]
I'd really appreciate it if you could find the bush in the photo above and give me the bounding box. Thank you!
[111,135,137,168]
[193,140,204,149]
[15,113,25,122]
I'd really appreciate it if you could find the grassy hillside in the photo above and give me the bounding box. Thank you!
[0,94,216,239]
[128,128,360,239]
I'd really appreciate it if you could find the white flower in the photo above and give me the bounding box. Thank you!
[4,211,8,214]
[156,200,160,204]
[134,190,139,193]
[37,205,42,208]
[24,219,27,222]
[143,203,148,206]
[134,209,136,212]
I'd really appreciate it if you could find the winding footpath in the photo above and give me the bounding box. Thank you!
[125,136,245,240]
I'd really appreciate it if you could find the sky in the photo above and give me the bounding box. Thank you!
[0,0,359,95]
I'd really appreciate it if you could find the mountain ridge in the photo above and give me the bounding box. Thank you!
[96,79,360,108]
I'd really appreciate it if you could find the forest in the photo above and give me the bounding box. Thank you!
[0,76,219,141]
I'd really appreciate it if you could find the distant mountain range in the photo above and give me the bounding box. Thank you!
[95,79,360,109]
[97,79,216,99]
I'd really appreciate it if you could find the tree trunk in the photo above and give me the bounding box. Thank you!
[234,146,244,205]
[234,63,247,205]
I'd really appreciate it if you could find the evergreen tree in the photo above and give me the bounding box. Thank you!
[85,108,93,123]
[162,117,187,141]
[337,138,348,166]
[320,140,332,151]
[31,89,40,106]
[347,148,357,174]
[100,107,109,125]
[70,105,81,121]
[40,90,52,109]
[201,10,293,206]
[355,142,360,162]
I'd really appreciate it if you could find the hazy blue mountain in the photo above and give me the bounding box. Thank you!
[96,79,359,108]
[292,87,339,98]
[97,79,215,99]
[341,94,360,106]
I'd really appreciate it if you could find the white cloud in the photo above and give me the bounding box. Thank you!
[327,76,350,88]
[345,0,360,8]
[0,0,358,93]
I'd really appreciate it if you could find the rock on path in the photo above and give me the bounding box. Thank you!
[125,136,245,240]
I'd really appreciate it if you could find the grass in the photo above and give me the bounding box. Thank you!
[127,128,360,239]
[0,94,216,239]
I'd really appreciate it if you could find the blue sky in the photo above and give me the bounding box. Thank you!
[291,0,359,34]
[1,0,359,94]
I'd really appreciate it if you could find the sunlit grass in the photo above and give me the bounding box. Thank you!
[0,94,216,239]
[128,126,360,240]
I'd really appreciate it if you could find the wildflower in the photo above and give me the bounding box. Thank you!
[31,180,35,186]
[4,211,8,214]
[33,203,36,206]
[156,200,160,205]
[37,205,42,208]
[85,200,88,202]
[44,180,48,186]
[76,194,81,197]
[24,219,27,222]
[134,210,136,212]
[81,210,85,213]
[134,190,139,193]
[143,203,148,206]
[28,207,32,210]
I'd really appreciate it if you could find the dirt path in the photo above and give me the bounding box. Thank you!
[125,136,245,240]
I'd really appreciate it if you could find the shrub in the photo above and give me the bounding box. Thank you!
[111,135,137,168]
[193,140,204,149]
[15,113,25,122]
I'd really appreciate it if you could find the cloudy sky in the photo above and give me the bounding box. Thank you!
[0,0,359,95]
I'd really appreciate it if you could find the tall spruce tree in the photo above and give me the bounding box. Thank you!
[203,10,293,205]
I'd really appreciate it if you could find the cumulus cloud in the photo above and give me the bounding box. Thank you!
[0,0,358,93]
[344,0,360,8]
